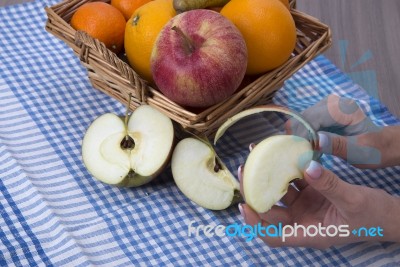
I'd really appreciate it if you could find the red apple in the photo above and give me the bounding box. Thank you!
[150,9,248,108]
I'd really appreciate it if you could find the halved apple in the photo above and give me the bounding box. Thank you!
[243,135,313,213]
[81,105,174,187]
[171,137,240,210]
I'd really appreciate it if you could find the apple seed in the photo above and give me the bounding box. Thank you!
[120,135,135,150]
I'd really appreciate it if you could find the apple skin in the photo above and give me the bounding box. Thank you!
[151,9,248,108]
[171,137,241,210]
[81,105,174,187]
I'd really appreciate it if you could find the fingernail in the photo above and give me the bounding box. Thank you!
[249,143,255,151]
[318,132,329,151]
[238,203,245,220]
[305,160,323,180]
[238,165,243,181]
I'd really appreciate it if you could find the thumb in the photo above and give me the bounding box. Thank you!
[318,131,382,167]
[304,160,355,208]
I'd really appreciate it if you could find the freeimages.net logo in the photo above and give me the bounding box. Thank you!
[188,221,384,242]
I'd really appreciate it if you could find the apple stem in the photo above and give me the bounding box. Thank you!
[214,157,222,172]
[171,26,195,54]
[121,93,135,150]
[231,190,243,205]
[124,93,132,131]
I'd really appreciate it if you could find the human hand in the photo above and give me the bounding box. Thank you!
[287,94,400,168]
[238,160,400,249]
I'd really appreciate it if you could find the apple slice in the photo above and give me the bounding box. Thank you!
[214,105,317,213]
[243,135,313,213]
[82,105,174,187]
[171,137,240,210]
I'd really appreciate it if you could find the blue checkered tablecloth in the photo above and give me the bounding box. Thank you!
[1,0,400,266]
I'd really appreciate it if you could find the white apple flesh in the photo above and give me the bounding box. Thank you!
[243,135,313,213]
[171,137,240,210]
[151,9,247,108]
[82,105,174,187]
[214,105,317,213]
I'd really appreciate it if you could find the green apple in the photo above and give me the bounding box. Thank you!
[81,105,174,187]
[171,137,240,210]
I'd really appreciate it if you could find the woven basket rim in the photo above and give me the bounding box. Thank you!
[44,0,332,137]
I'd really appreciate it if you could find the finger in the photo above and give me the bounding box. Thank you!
[284,118,294,135]
[318,131,348,158]
[284,117,313,139]
[284,97,329,138]
[239,203,266,224]
[239,204,280,245]
[280,185,300,206]
[239,204,333,249]
[259,205,292,225]
[238,165,245,201]
[326,94,366,128]
[287,95,375,138]
[272,225,332,249]
[249,143,256,151]
[292,179,308,191]
[239,204,295,247]
[319,132,383,168]
[325,95,382,136]
[303,160,361,208]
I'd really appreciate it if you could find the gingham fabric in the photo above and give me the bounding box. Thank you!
[1,0,400,266]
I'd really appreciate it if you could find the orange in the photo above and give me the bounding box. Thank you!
[71,2,126,54]
[220,0,296,75]
[124,0,176,82]
[279,0,290,9]
[111,0,152,21]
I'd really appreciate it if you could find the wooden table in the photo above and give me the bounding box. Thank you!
[297,0,400,118]
[2,0,400,118]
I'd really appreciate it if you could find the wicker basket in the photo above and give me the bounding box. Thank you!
[45,0,331,137]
